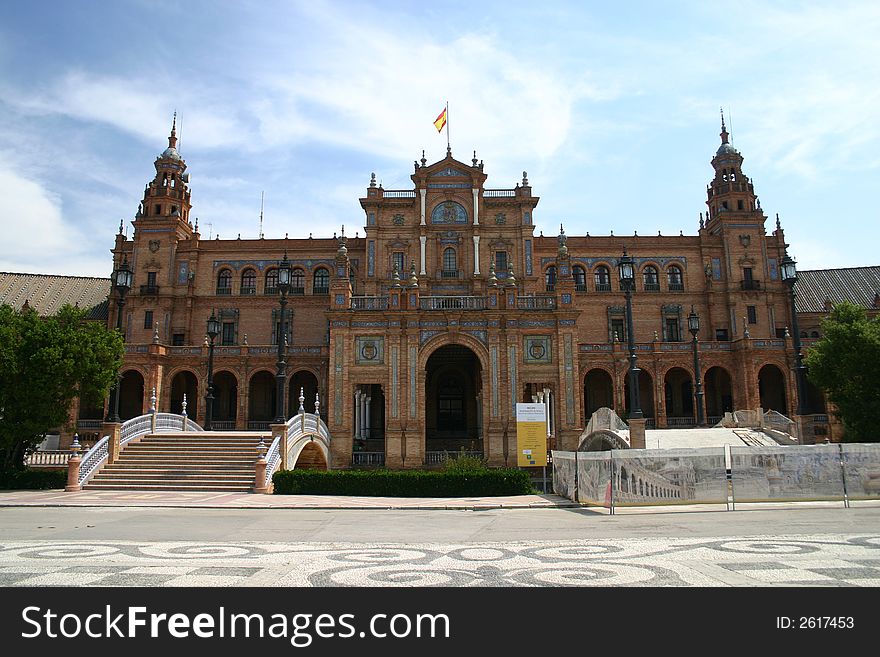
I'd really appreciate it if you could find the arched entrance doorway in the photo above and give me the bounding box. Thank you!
[704,366,734,422]
[212,371,238,429]
[583,369,614,420]
[664,367,694,426]
[624,370,655,424]
[289,370,318,416]
[118,370,144,421]
[758,364,788,414]
[425,344,482,459]
[170,371,198,419]
[248,370,276,429]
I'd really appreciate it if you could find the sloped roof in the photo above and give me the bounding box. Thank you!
[0,272,110,320]
[794,266,880,313]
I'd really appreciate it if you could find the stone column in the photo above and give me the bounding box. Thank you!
[365,395,372,439]
[353,390,361,439]
[420,189,427,226]
[472,188,479,225]
[473,236,481,275]
[419,236,427,275]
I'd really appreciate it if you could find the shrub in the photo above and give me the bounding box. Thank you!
[0,468,67,490]
[440,450,488,474]
[273,468,533,497]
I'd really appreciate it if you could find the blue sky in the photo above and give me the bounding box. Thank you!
[1,1,878,277]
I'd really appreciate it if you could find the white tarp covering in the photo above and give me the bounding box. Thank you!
[610,447,728,506]
[551,450,577,501]
[576,452,612,508]
[841,444,880,500]
[730,445,844,502]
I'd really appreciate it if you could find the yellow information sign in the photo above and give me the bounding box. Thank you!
[516,403,548,467]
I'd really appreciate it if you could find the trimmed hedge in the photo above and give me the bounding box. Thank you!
[273,468,534,497]
[0,468,67,490]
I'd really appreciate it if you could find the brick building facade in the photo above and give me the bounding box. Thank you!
[90,117,849,465]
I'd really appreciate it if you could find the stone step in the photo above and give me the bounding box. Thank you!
[121,449,261,456]
[108,459,258,467]
[102,463,255,471]
[83,483,254,492]
[96,468,255,477]
[90,474,255,483]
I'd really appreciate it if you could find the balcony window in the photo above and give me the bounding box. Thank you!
[667,265,684,291]
[594,266,611,292]
[544,265,556,292]
[442,247,457,276]
[573,266,587,292]
[643,266,660,292]
[216,269,232,295]
[265,269,279,295]
[291,268,305,295]
[240,269,256,295]
[313,268,330,294]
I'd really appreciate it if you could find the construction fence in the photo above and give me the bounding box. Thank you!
[552,443,880,512]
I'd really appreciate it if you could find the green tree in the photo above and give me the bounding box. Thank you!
[804,302,880,442]
[0,304,124,470]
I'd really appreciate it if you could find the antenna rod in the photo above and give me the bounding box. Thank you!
[259,191,265,239]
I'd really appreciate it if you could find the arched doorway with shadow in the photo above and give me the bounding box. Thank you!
[425,344,483,463]
[248,370,276,430]
[624,369,656,426]
[212,371,238,430]
[664,367,694,427]
[758,364,788,415]
[583,369,615,421]
[704,366,734,424]
[289,370,318,416]
[169,370,198,420]
[118,370,144,421]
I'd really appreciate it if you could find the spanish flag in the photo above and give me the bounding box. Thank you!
[434,106,447,132]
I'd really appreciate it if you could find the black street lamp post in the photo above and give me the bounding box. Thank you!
[275,253,292,423]
[106,256,133,423]
[204,310,220,431]
[781,254,807,418]
[618,249,643,419]
[688,306,706,427]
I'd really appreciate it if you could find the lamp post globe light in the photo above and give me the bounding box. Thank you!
[275,252,292,424]
[106,256,133,423]
[618,249,643,419]
[204,310,221,431]
[781,254,807,420]
[688,306,706,427]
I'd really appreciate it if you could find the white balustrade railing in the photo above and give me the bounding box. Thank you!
[264,435,282,488]
[26,450,74,467]
[77,412,205,486]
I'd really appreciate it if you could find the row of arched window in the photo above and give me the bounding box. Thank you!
[545,264,685,293]
[216,267,330,296]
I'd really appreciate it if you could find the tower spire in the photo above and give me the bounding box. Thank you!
[720,107,729,145]
[168,111,178,150]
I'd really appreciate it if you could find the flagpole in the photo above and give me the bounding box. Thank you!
[446,101,450,152]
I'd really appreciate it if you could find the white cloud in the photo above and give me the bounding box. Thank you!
[0,156,107,275]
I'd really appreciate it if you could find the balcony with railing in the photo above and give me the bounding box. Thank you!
[240,286,256,296]
[575,284,588,292]
[140,285,160,295]
[595,282,612,292]
[517,295,556,310]
[264,287,279,295]
[741,280,762,291]
[483,189,516,198]
[352,452,386,467]
[440,269,461,279]
[668,283,685,292]
[216,286,232,296]
[351,296,389,311]
[666,416,696,428]
[421,296,485,310]
[313,287,330,295]
[290,287,305,295]
[644,283,661,292]
[382,190,417,198]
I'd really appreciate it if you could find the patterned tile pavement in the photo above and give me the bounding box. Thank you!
[1,535,878,587]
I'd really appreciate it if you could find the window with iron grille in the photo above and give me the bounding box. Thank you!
[594,266,611,291]
[216,269,232,295]
[313,268,330,294]
[265,269,279,294]
[667,265,684,291]
[643,266,660,291]
[143,310,153,330]
[240,269,256,295]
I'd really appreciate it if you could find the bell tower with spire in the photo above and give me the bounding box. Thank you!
[704,110,761,230]
[134,112,194,239]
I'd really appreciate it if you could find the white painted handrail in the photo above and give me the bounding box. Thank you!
[77,412,205,485]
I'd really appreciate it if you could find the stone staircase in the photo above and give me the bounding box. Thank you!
[84,432,270,492]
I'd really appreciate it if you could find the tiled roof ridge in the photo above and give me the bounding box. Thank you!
[799,265,880,274]
[0,271,110,281]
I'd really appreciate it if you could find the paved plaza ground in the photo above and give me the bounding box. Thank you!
[0,491,878,587]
